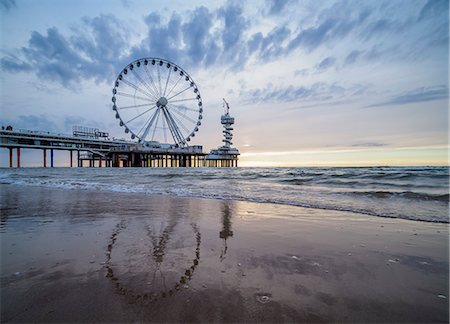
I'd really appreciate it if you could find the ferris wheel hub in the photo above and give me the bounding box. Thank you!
[156,97,168,108]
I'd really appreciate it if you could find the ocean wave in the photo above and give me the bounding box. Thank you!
[279,177,446,190]
[1,175,448,224]
[349,190,449,202]
[1,166,448,224]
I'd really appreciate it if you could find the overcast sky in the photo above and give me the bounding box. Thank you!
[0,0,448,166]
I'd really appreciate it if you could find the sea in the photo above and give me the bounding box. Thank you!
[0,166,448,223]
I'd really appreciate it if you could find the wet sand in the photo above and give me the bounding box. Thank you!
[1,184,448,323]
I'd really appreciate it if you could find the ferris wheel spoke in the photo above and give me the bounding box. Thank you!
[125,105,157,124]
[166,74,183,98]
[132,69,159,99]
[157,64,162,95]
[121,78,155,99]
[144,65,161,97]
[169,97,198,103]
[161,113,168,143]
[137,114,152,137]
[119,102,156,110]
[163,68,172,97]
[161,109,180,144]
[170,106,198,124]
[167,108,192,135]
[151,109,162,141]
[163,108,186,145]
[116,92,154,102]
[140,107,161,141]
[168,103,199,113]
[167,85,191,101]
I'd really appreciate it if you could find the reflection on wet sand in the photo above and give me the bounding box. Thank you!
[2,185,447,323]
[105,216,201,303]
[219,201,234,262]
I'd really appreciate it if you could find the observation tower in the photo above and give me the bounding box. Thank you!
[205,99,240,167]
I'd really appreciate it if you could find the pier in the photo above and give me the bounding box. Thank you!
[1,58,240,168]
[0,127,239,168]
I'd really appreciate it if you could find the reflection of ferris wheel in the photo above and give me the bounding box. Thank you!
[111,58,203,147]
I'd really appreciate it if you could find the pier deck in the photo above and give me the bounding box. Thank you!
[0,128,238,167]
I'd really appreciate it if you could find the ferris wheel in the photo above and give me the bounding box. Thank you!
[111,58,203,147]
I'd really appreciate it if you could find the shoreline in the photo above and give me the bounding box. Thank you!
[1,184,449,322]
[1,182,448,225]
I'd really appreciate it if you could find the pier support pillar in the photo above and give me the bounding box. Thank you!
[17,148,20,168]
[77,150,81,167]
[70,150,73,167]
[99,156,102,168]
[9,147,13,168]
[43,149,47,167]
[50,149,54,168]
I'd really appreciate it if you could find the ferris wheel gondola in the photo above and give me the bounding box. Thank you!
[111,58,203,147]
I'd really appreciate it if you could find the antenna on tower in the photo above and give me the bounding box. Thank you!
[222,98,230,115]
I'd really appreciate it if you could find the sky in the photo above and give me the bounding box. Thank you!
[0,0,448,167]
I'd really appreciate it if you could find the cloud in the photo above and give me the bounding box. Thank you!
[359,19,396,41]
[316,56,336,71]
[344,50,363,65]
[258,26,291,61]
[0,0,15,11]
[74,15,130,62]
[418,0,449,21]
[2,15,130,86]
[219,5,248,50]
[0,54,33,72]
[0,3,252,87]
[182,7,214,64]
[351,142,388,147]
[367,85,449,108]
[217,4,250,69]
[265,0,290,16]
[294,68,309,77]
[294,56,337,76]
[288,18,337,53]
[241,81,368,105]
[286,3,371,54]
[1,1,448,90]
[133,12,185,65]
[21,27,86,86]
[4,114,61,132]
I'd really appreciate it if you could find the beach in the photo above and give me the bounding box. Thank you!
[1,183,448,323]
